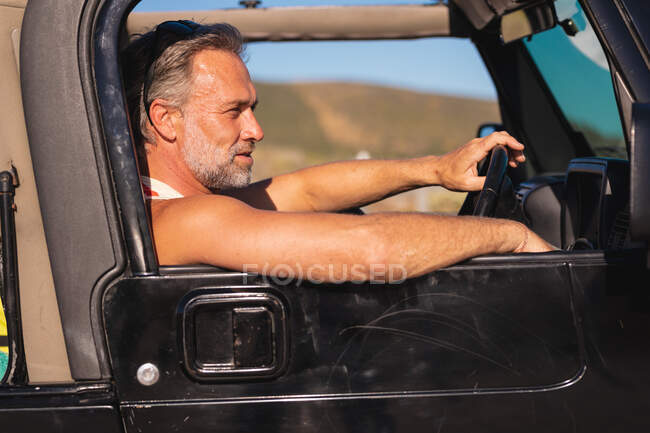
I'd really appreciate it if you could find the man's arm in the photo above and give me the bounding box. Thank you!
[224,131,526,212]
[150,194,551,282]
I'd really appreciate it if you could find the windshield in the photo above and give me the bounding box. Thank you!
[524,0,626,158]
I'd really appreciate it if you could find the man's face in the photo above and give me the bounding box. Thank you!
[176,49,263,190]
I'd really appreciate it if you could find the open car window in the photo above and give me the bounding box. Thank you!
[245,38,499,215]
[134,0,500,215]
[524,0,626,158]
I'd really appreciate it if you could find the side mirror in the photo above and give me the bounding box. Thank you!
[477,123,504,138]
[629,103,650,265]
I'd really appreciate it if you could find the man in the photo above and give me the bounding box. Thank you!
[122,21,553,283]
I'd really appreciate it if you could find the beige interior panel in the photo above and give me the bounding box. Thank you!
[0,5,72,383]
[0,0,27,8]
[128,4,451,41]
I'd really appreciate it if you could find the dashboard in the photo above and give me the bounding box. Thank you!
[516,157,635,251]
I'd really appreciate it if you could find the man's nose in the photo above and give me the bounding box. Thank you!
[241,110,264,143]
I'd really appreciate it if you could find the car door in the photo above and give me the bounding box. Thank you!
[104,254,582,433]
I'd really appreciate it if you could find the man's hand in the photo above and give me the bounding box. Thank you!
[514,224,557,253]
[432,131,526,192]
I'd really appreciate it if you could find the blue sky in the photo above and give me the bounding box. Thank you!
[134,0,498,99]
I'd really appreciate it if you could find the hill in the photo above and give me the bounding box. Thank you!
[250,81,500,213]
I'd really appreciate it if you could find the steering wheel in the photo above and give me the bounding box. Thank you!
[472,145,508,217]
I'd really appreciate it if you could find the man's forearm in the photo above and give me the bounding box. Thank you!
[266,157,439,212]
[363,213,526,280]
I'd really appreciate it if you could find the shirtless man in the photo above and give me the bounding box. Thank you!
[122,21,553,283]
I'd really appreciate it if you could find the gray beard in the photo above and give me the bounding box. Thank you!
[187,150,252,190]
[181,128,252,190]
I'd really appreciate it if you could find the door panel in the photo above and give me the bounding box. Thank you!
[104,261,581,406]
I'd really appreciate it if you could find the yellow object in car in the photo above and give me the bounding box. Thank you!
[0,300,7,377]
[0,307,6,355]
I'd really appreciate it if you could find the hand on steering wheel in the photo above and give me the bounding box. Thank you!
[434,131,525,192]
[472,145,508,217]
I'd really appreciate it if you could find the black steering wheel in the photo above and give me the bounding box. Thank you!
[472,145,508,217]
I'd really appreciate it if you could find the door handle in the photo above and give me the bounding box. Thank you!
[179,290,288,381]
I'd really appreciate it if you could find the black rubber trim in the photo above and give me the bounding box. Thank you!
[629,103,650,241]
[582,0,650,102]
[0,382,113,399]
[93,0,158,276]
[78,0,130,379]
[612,0,650,71]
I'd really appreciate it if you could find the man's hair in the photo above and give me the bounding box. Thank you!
[122,23,244,151]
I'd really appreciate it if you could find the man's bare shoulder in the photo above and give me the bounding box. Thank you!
[149,193,251,212]
[149,194,263,265]
[149,193,259,226]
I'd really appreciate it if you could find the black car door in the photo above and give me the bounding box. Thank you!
[104,252,583,433]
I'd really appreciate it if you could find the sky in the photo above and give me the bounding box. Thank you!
[133,0,499,99]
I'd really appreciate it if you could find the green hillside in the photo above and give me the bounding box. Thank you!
[250,81,500,213]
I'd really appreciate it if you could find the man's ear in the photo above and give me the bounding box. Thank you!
[148,99,180,142]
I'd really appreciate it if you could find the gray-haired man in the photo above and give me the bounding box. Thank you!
[122,21,552,283]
